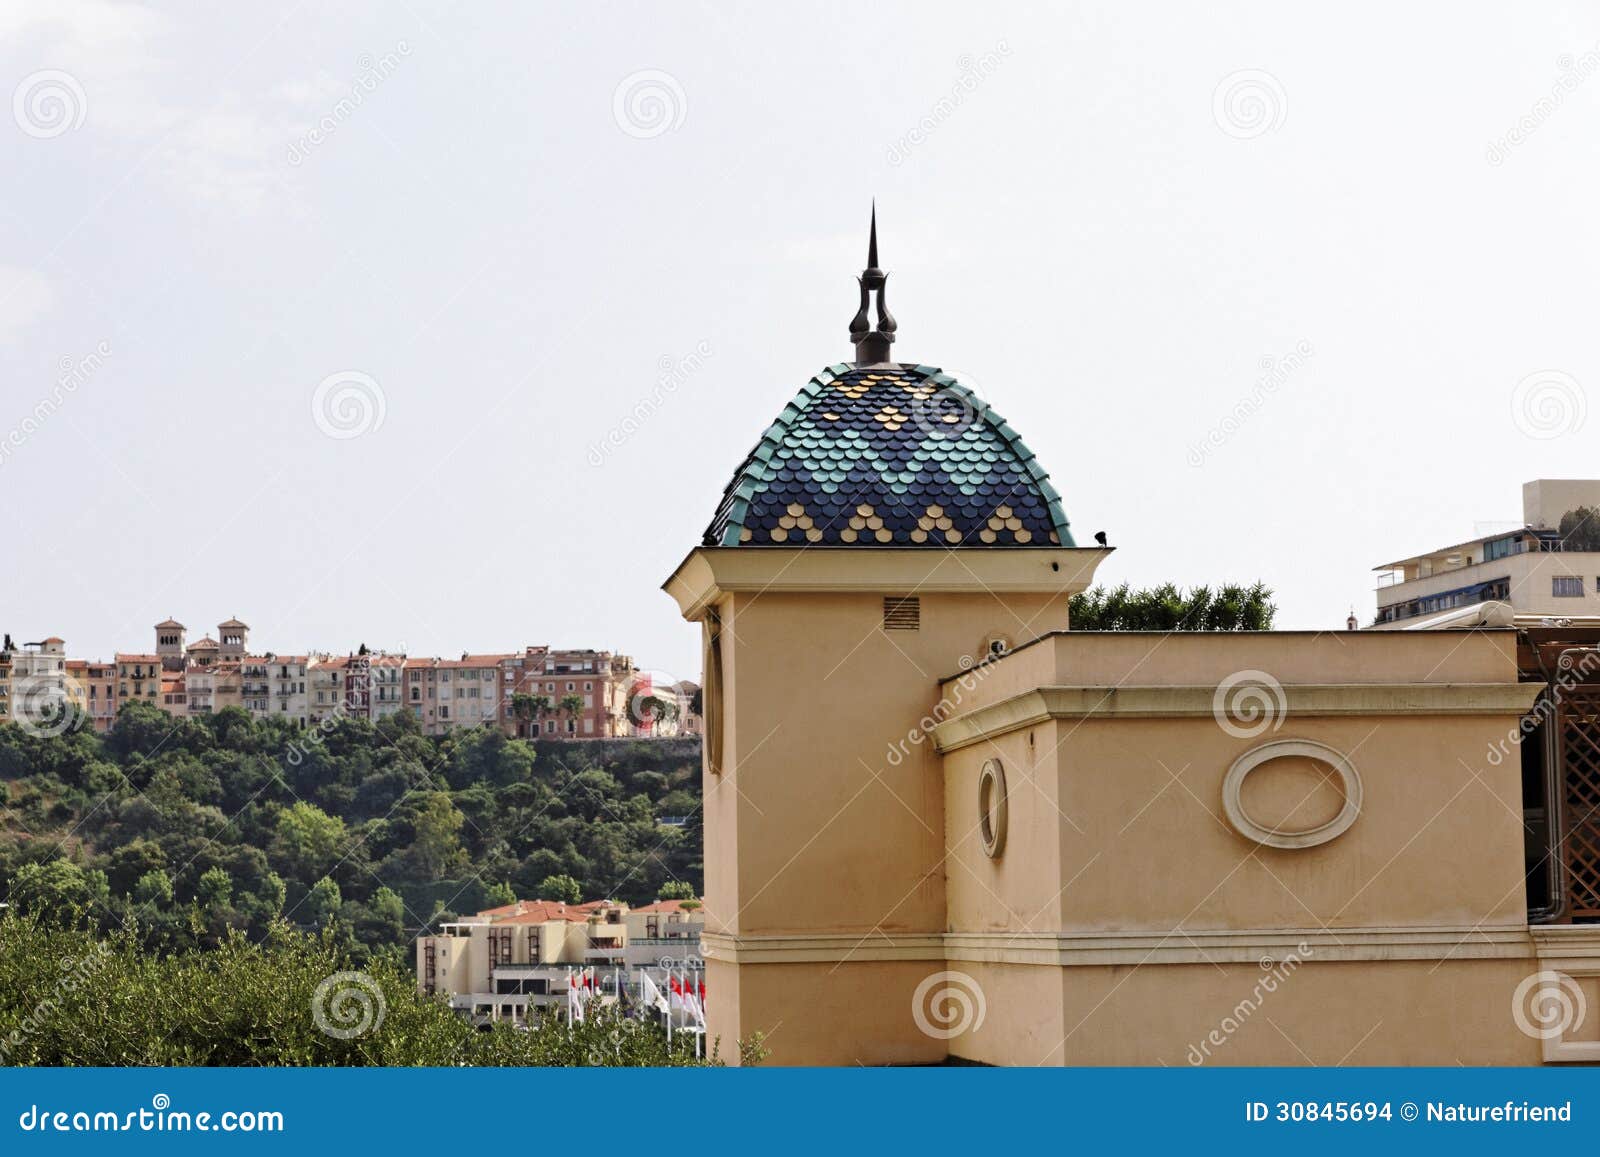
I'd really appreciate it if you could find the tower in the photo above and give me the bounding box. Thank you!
[155,618,187,672]
[218,617,249,660]
[664,211,1111,1062]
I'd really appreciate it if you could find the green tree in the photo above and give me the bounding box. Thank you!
[409,793,466,876]
[483,881,516,907]
[0,913,723,1066]
[1069,582,1276,632]
[657,879,696,901]
[271,802,347,880]
[559,694,584,735]
[133,869,173,908]
[7,860,109,924]
[196,866,233,910]
[1559,507,1600,552]
[536,873,582,904]
[304,877,342,926]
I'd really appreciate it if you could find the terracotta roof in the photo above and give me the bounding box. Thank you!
[187,637,219,649]
[476,899,610,924]
[631,898,707,915]
[154,619,185,629]
[65,659,87,670]
[115,653,161,662]
[218,618,249,629]
[40,636,65,645]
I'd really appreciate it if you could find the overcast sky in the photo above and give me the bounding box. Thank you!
[3,2,1598,680]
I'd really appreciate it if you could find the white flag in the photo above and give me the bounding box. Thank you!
[640,971,668,1015]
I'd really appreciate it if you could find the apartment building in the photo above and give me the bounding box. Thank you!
[403,654,507,735]
[307,655,346,726]
[114,653,162,708]
[367,654,405,721]
[266,655,308,726]
[65,659,118,733]
[416,897,704,1024]
[161,673,187,714]
[499,646,641,738]
[1374,479,1600,628]
[6,638,70,727]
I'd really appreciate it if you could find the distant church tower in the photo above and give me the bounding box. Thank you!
[218,618,250,660]
[155,618,187,672]
[665,209,1109,1063]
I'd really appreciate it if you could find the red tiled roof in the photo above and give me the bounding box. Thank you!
[631,898,706,915]
[115,653,161,662]
[476,899,610,924]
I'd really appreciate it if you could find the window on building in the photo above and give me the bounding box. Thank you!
[1554,576,1585,598]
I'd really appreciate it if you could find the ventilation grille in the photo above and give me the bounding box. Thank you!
[882,597,921,631]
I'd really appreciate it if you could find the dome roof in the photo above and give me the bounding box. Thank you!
[702,361,1072,548]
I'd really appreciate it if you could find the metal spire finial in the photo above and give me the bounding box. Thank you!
[850,203,896,365]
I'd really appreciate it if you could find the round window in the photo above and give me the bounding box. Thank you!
[978,758,1008,859]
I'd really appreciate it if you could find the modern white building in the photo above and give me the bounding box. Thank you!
[417,897,705,1025]
[1374,479,1600,629]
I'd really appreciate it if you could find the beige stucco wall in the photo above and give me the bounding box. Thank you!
[669,547,1557,1067]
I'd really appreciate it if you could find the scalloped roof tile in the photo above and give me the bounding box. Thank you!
[703,363,1073,548]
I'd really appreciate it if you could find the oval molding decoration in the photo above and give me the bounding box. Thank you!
[978,758,1008,859]
[1222,739,1362,850]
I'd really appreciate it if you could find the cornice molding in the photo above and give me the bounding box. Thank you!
[930,683,1544,753]
[661,546,1110,622]
[702,925,1535,967]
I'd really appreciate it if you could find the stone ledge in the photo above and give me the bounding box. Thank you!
[930,683,1544,753]
[702,925,1535,967]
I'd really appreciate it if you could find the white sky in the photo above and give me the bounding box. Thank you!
[3,2,1599,680]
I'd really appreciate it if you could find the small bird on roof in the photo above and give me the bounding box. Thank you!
[1093,531,1108,547]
